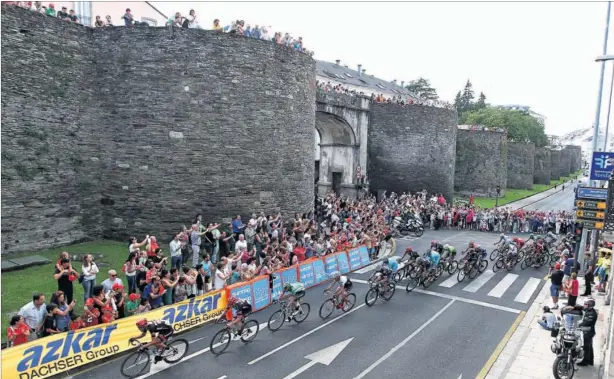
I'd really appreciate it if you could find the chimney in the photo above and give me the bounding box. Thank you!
[362,69,367,75]
[401,81,405,88]
[357,64,362,76]
[344,64,348,68]
[335,59,340,66]
[392,79,397,85]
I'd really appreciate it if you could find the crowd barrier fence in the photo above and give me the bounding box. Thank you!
[2,245,373,379]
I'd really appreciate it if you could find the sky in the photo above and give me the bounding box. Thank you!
[153,1,614,137]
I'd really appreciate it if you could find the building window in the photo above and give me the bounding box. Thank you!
[141,17,157,26]
[376,83,386,90]
[344,73,353,78]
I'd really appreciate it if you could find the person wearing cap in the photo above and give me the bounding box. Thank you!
[548,262,564,309]
[101,269,123,294]
[125,293,140,316]
[562,298,598,366]
[45,3,55,16]
[83,298,100,327]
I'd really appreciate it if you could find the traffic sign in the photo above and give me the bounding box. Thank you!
[579,220,604,230]
[577,187,608,200]
[575,200,607,210]
[576,210,606,219]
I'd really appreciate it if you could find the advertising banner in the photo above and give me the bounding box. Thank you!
[358,246,370,266]
[324,255,338,275]
[250,276,271,310]
[298,260,316,288]
[590,152,614,181]
[348,248,362,270]
[271,273,283,300]
[312,258,327,284]
[228,282,254,305]
[280,266,299,286]
[335,252,350,274]
[3,290,226,379]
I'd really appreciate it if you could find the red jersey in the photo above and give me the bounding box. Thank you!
[7,324,29,346]
[84,307,100,327]
[70,319,85,331]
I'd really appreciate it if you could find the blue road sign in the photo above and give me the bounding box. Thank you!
[576,187,608,200]
[590,152,614,181]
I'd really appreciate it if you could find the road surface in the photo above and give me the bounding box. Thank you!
[511,177,581,212]
[69,192,579,379]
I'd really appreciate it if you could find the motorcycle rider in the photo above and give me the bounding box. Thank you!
[561,298,598,366]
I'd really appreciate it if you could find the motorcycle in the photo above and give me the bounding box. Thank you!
[392,216,424,237]
[550,313,587,379]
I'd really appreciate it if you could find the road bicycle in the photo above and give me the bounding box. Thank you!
[267,299,311,331]
[457,256,488,282]
[319,290,357,319]
[493,252,519,273]
[120,338,189,378]
[440,255,459,275]
[210,315,260,355]
[365,273,396,306]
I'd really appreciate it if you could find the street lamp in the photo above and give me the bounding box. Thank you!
[596,55,614,61]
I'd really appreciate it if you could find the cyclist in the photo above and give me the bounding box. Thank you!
[401,246,419,262]
[441,244,457,260]
[224,296,252,332]
[383,257,398,276]
[374,261,394,286]
[280,282,306,321]
[323,271,352,307]
[130,318,174,363]
[430,240,444,254]
[424,249,441,274]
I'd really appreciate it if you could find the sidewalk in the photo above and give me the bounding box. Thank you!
[482,277,611,379]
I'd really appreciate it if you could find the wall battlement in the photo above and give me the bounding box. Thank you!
[1,5,316,253]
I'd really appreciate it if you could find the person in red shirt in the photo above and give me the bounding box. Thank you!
[7,315,30,347]
[293,242,306,262]
[69,314,86,331]
[146,236,160,259]
[83,298,100,327]
[565,272,580,306]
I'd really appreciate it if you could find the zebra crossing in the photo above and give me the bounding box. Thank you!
[437,271,544,303]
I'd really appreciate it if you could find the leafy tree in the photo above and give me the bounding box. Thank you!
[405,77,439,101]
[476,92,487,110]
[462,107,548,147]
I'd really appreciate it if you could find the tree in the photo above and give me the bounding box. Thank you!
[476,92,487,110]
[460,80,475,111]
[454,91,462,109]
[405,77,439,101]
[462,107,548,147]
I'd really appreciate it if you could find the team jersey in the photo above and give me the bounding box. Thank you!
[286,282,305,295]
[339,276,349,285]
[145,320,173,335]
[428,251,441,266]
[446,246,456,254]
[387,260,399,272]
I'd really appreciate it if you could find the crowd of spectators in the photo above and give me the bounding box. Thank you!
[316,80,456,110]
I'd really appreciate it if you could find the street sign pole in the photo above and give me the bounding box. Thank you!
[578,228,589,272]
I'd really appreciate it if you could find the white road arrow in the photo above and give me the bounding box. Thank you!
[457,375,462,379]
[282,338,354,379]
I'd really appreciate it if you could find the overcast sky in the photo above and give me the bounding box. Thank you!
[155,1,614,136]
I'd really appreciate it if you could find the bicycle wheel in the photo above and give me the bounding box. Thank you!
[422,275,434,288]
[293,303,310,323]
[381,283,396,300]
[506,257,517,272]
[210,329,231,355]
[121,350,150,378]
[267,309,286,331]
[479,260,488,273]
[365,287,379,306]
[319,299,336,319]
[342,293,356,312]
[490,249,500,261]
[164,339,189,363]
[406,277,419,292]
[409,266,421,279]
[393,272,403,282]
[457,267,467,282]
[414,227,424,237]
[468,265,479,279]
[493,257,504,273]
[240,320,259,343]
[447,260,458,275]
[434,266,443,278]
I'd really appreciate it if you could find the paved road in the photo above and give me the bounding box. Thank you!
[71,190,579,379]
[510,176,583,212]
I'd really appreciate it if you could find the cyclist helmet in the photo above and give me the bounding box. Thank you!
[468,241,475,248]
[499,233,505,238]
[383,257,389,265]
[430,240,438,247]
[405,246,414,253]
[283,283,293,291]
[443,244,450,251]
[227,296,239,306]
[529,234,535,240]
[329,271,341,280]
[136,319,148,330]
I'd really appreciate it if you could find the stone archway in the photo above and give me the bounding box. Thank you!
[315,111,358,197]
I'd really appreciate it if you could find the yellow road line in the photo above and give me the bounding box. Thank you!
[475,310,526,379]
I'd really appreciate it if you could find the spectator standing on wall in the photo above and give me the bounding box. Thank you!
[45,3,55,16]
[18,293,46,341]
[94,15,105,27]
[105,15,113,26]
[212,18,222,31]
[122,8,134,27]
[57,6,69,20]
[68,9,78,23]
[187,9,200,29]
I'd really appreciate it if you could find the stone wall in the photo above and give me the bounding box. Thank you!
[1,6,316,252]
[565,145,582,172]
[368,104,458,202]
[507,143,535,190]
[550,149,561,180]
[559,148,572,178]
[533,148,551,185]
[1,7,103,254]
[454,130,508,196]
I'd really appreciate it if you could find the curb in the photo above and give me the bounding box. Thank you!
[487,176,578,210]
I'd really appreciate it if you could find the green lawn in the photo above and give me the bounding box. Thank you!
[469,170,583,209]
[1,240,127,343]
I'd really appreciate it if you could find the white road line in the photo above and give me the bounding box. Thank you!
[352,279,521,314]
[463,271,496,293]
[248,302,366,365]
[442,232,467,242]
[514,277,542,303]
[439,275,459,288]
[352,300,455,379]
[488,273,519,298]
[189,336,207,343]
[135,322,266,378]
[217,376,227,379]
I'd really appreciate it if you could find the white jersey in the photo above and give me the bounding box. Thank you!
[339,276,349,285]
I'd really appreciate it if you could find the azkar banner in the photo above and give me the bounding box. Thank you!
[2,290,226,379]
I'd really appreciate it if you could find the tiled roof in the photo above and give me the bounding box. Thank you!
[315,59,414,97]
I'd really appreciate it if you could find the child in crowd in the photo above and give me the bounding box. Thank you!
[125,293,140,316]
[7,315,30,347]
[83,298,100,327]
[69,314,86,331]
[55,251,72,272]
[136,298,151,314]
